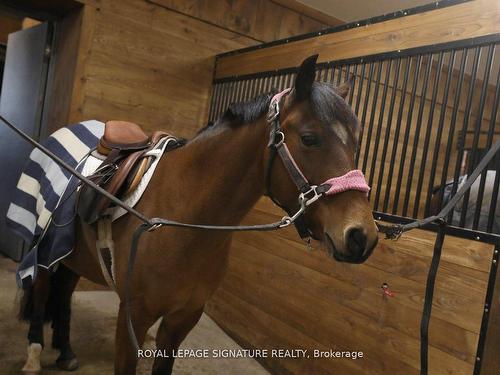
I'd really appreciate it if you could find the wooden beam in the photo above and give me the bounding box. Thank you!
[215,0,500,79]
[271,0,344,26]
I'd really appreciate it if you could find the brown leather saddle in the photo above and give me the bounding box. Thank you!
[77,120,183,224]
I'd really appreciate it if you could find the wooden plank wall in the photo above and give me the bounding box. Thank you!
[205,2,500,374]
[214,0,500,79]
[147,0,343,43]
[206,199,494,375]
[67,0,333,139]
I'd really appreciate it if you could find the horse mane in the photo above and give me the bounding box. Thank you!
[198,81,359,135]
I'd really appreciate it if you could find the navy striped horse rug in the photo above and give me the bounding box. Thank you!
[6,120,175,288]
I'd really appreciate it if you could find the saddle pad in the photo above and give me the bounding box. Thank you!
[8,121,175,288]
[80,136,178,221]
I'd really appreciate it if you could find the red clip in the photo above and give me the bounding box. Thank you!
[381,283,395,297]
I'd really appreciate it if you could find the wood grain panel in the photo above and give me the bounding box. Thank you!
[215,0,500,79]
[147,0,333,43]
[206,213,493,374]
[69,0,258,137]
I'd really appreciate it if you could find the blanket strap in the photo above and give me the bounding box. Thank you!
[96,216,116,291]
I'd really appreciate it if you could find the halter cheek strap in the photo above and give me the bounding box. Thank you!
[265,88,370,239]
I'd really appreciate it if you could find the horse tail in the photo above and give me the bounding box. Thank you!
[18,268,59,323]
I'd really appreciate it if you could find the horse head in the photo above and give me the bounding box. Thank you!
[266,55,378,263]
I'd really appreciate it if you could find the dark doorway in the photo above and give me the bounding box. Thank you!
[0,1,83,262]
[0,13,52,261]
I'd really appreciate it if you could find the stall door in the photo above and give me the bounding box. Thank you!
[0,22,51,261]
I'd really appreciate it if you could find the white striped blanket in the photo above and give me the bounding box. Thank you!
[7,120,104,288]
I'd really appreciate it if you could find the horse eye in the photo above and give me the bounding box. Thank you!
[301,133,320,147]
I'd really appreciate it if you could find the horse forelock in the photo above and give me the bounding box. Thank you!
[309,82,360,143]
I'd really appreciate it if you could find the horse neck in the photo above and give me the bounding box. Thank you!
[159,118,269,226]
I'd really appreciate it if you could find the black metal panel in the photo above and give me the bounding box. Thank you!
[209,35,500,240]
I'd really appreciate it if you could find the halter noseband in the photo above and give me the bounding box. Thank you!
[264,88,370,239]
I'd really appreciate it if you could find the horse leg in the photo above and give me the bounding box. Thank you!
[51,264,80,371]
[151,308,204,375]
[115,301,155,375]
[20,268,51,374]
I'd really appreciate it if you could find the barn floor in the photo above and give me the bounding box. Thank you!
[0,256,269,375]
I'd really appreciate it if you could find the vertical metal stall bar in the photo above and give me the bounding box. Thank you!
[208,84,216,122]
[356,62,375,168]
[211,83,222,121]
[235,80,244,103]
[459,47,491,227]
[216,82,230,120]
[266,75,274,93]
[437,49,468,214]
[250,78,260,99]
[242,78,252,102]
[256,76,265,96]
[246,78,256,100]
[487,67,500,232]
[281,74,289,91]
[272,75,279,91]
[208,84,220,122]
[317,67,327,82]
[269,75,276,92]
[222,81,235,115]
[336,65,343,85]
[471,44,496,230]
[288,73,296,90]
[329,66,338,85]
[413,52,445,218]
[424,51,457,217]
[448,47,481,223]
[225,80,237,110]
[393,55,423,214]
[383,56,412,212]
[278,74,285,90]
[260,76,268,95]
[368,59,393,189]
[402,54,434,217]
[348,64,358,105]
[242,79,251,102]
[354,63,366,118]
[374,58,401,210]
[361,61,383,175]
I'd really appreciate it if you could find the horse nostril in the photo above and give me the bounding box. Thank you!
[346,227,367,257]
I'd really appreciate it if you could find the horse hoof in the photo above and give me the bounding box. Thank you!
[56,357,79,371]
[22,343,42,374]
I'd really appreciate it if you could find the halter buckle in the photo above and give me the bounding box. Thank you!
[299,185,322,208]
[274,131,285,147]
[267,101,280,123]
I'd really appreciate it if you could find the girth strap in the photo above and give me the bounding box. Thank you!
[96,217,116,291]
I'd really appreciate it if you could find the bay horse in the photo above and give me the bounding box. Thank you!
[18,55,378,374]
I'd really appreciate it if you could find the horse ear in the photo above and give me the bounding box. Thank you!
[336,73,355,100]
[294,54,318,101]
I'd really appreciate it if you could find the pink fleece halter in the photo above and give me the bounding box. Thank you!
[321,170,370,196]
